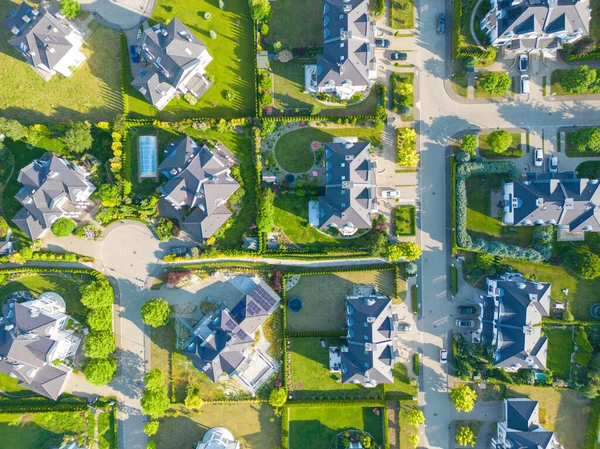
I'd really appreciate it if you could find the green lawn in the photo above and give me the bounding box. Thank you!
[127,0,255,120]
[97,410,116,449]
[390,0,414,29]
[157,403,280,449]
[288,406,384,449]
[269,0,323,47]
[565,132,600,157]
[0,6,122,124]
[274,136,315,173]
[399,401,418,449]
[385,364,418,398]
[465,174,534,247]
[394,205,416,236]
[546,328,574,381]
[0,372,30,396]
[551,69,598,96]
[0,411,90,449]
[479,134,522,158]
[271,60,379,116]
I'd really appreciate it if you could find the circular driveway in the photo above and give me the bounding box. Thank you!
[80,0,154,30]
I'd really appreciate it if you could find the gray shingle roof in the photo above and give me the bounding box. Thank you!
[507,399,538,431]
[500,399,558,449]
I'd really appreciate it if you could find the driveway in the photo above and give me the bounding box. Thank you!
[80,0,155,30]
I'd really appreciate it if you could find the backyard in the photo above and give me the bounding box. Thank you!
[268,0,322,47]
[287,405,384,449]
[390,0,414,29]
[0,7,122,124]
[546,328,574,381]
[286,270,396,333]
[156,403,280,449]
[127,0,255,119]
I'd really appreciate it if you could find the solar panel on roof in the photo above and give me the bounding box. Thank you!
[225,319,237,330]
[230,301,246,323]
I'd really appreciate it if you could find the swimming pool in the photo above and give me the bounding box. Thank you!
[139,135,157,178]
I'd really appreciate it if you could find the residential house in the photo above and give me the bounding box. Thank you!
[481,0,590,58]
[196,427,240,449]
[12,153,96,240]
[56,442,88,449]
[158,136,240,241]
[491,398,562,449]
[4,2,86,81]
[306,0,377,100]
[185,275,280,393]
[482,273,550,371]
[132,18,212,110]
[318,141,377,236]
[503,172,600,237]
[0,292,82,400]
[341,285,398,387]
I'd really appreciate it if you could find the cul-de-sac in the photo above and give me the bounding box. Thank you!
[2,0,600,448]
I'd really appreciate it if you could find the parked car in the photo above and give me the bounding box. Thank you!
[436,13,445,34]
[375,39,391,48]
[390,52,408,61]
[457,305,477,315]
[440,349,448,363]
[518,54,528,72]
[130,45,140,63]
[398,323,412,332]
[456,319,475,328]
[534,148,543,167]
[521,74,530,95]
[382,189,401,199]
[548,156,559,173]
[169,246,187,255]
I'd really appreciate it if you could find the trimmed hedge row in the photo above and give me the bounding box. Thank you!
[0,396,88,413]
[382,403,391,449]
[585,397,600,449]
[286,331,346,338]
[282,407,290,449]
[566,52,600,61]
[542,318,600,327]
[286,399,386,408]
[0,266,105,281]
[262,115,377,123]
[119,33,129,116]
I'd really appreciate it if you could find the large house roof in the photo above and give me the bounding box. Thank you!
[500,399,558,449]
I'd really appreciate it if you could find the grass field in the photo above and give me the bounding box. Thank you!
[127,0,255,120]
[546,328,574,381]
[394,205,416,236]
[156,403,280,449]
[390,0,414,29]
[269,0,322,47]
[508,386,591,449]
[288,406,384,449]
[274,136,315,173]
[286,270,396,333]
[479,133,522,158]
[0,5,122,124]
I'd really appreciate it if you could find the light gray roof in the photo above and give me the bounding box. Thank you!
[4,3,75,77]
[182,205,232,240]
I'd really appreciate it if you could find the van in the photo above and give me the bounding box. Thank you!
[521,75,530,95]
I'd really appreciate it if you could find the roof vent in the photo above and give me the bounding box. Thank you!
[366,316,376,322]
[535,283,544,291]
[517,282,527,289]
[10,26,20,35]
[30,308,40,318]
[345,154,354,160]
[4,324,14,332]
[22,15,31,23]
[160,27,168,36]
[32,9,39,16]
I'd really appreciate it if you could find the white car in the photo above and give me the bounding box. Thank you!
[440,349,448,364]
[382,190,401,199]
[548,156,558,173]
[534,148,543,167]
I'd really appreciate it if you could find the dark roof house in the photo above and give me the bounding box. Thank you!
[4,2,87,80]
[482,273,550,371]
[132,18,212,110]
[318,141,377,235]
[158,136,240,240]
[491,398,561,449]
[12,153,96,240]
[341,285,398,387]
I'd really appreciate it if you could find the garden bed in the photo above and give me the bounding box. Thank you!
[394,205,416,236]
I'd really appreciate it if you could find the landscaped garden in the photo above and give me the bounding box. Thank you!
[551,66,600,96]
[390,0,414,29]
[391,72,415,121]
[394,205,416,236]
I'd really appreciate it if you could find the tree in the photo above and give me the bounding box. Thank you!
[560,65,597,94]
[387,242,422,262]
[60,0,81,19]
[0,216,8,239]
[0,117,27,141]
[8,252,25,265]
[474,252,495,272]
[486,130,512,154]
[144,421,160,437]
[480,72,511,95]
[87,307,113,331]
[144,369,166,391]
[141,387,170,418]
[141,298,171,327]
[97,184,122,207]
[269,387,287,408]
[563,248,600,279]
[64,121,92,153]
[368,230,389,257]
[407,409,425,426]
[456,426,476,447]
[260,74,273,91]
[450,385,477,412]
[461,135,478,155]
[184,384,204,410]
[310,104,321,115]
[147,441,156,449]
[260,23,269,35]
[83,331,116,358]
[397,148,419,167]
[398,127,417,143]
[408,434,419,447]
[51,218,76,237]
[261,119,276,137]
[248,0,271,22]
[257,187,275,233]
[571,127,600,152]
[83,358,116,386]
[80,280,114,309]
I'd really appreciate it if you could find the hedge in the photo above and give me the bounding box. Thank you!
[0,396,87,413]
[286,399,386,408]
[382,403,391,449]
[394,265,400,299]
[119,33,130,116]
[286,331,346,338]
[282,407,290,449]
[585,398,600,449]
[413,353,420,376]
[542,318,600,327]
[262,115,377,123]
[411,284,418,316]
[0,266,105,281]
[566,52,600,61]
[450,264,458,295]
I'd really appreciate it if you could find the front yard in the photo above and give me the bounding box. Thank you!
[551,69,598,96]
[268,0,323,47]
[479,133,522,158]
[390,0,414,29]
[394,205,416,236]
[546,328,574,381]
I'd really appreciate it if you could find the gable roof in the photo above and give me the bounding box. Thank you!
[501,399,558,449]
[507,398,539,431]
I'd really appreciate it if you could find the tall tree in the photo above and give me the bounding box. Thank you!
[60,0,81,19]
[257,187,275,233]
[64,121,92,153]
[248,0,271,22]
[0,118,27,141]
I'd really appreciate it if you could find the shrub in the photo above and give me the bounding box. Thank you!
[456,426,476,447]
[140,298,171,328]
[450,385,477,412]
[260,23,269,36]
[387,242,422,262]
[80,280,114,309]
[183,93,197,105]
[60,0,80,19]
[87,307,113,331]
[486,130,512,154]
[165,270,191,286]
[560,65,597,94]
[51,218,76,237]
[563,248,600,279]
[184,384,204,410]
[269,388,287,407]
[144,421,160,437]
[461,134,477,155]
[84,331,116,358]
[64,121,92,154]
[480,72,511,95]
[405,262,418,276]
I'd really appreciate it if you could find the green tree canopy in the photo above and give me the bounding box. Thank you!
[64,121,92,153]
[144,421,160,437]
[461,135,478,155]
[184,384,204,410]
[141,298,171,327]
[456,426,476,447]
[450,385,477,412]
[407,409,425,426]
[269,387,287,408]
[51,217,76,237]
[0,117,27,141]
[368,230,389,257]
[563,248,600,279]
[480,72,511,95]
[571,127,600,152]
[407,434,419,447]
[141,387,170,418]
[257,187,275,233]
[60,0,81,19]
[387,242,422,262]
[0,216,8,239]
[144,369,166,391]
[83,358,117,386]
[97,184,122,207]
[560,65,597,94]
[486,130,512,154]
[80,280,114,309]
[249,0,271,22]
[87,307,113,331]
[83,331,116,358]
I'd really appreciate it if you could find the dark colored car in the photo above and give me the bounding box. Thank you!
[169,246,187,255]
[457,305,477,315]
[130,45,140,63]
[390,52,408,61]
[519,54,528,72]
[375,39,391,48]
[436,13,445,34]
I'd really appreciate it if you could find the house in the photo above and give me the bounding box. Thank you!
[340,285,398,387]
[158,136,240,241]
[481,0,590,58]
[491,398,562,449]
[4,2,86,81]
[306,0,377,100]
[132,18,213,110]
[56,442,88,449]
[0,292,82,400]
[185,275,280,393]
[317,141,377,236]
[502,172,600,236]
[482,273,550,371]
[195,427,240,449]
[12,153,96,240]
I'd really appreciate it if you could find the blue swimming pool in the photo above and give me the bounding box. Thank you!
[139,135,157,178]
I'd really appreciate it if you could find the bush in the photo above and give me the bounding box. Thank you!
[87,307,113,331]
[183,93,197,105]
[560,65,598,94]
[51,218,76,237]
[450,385,477,412]
[144,421,160,437]
[405,262,418,276]
[84,331,116,358]
[480,72,511,95]
[571,127,600,152]
[387,242,422,262]
[64,121,92,154]
[184,384,204,410]
[59,0,80,19]
[269,388,287,407]
[83,358,117,386]
[461,134,477,155]
[80,279,114,309]
[486,130,512,154]
[140,298,171,328]
[260,23,269,36]
[563,248,600,279]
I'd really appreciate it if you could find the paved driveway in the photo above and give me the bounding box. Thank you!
[80,0,154,30]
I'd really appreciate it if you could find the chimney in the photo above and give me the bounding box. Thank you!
[22,15,31,23]
[10,26,20,35]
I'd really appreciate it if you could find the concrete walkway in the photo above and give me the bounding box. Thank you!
[469,0,485,47]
